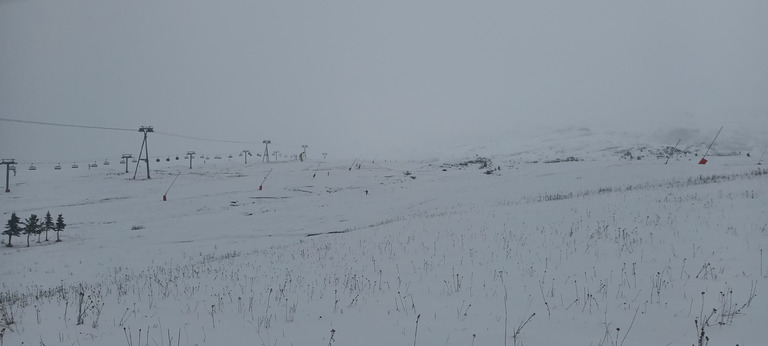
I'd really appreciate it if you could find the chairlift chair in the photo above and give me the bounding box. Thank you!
[54,163,62,170]
[120,160,126,164]
[72,163,79,168]
[29,164,37,170]
[103,160,110,165]
[166,157,170,161]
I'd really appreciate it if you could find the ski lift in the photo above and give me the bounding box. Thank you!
[184,155,189,159]
[175,156,179,160]
[29,164,37,170]
[54,163,62,170]
[72,163,79,168]
[239,152,243,157]
[214,156,222,159]
[206,156,210,160]
[166,157,170,161]
[228,155,233,159]
[132,159,138,163]
[91,162,98,168]
[156,158,160,162]
[9,165,16,171]
[120,160,126,164]
[103,160,110,165]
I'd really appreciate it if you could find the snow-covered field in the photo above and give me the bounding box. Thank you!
[2,136,767,345]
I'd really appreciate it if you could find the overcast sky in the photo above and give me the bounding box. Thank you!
[1,0,767,163]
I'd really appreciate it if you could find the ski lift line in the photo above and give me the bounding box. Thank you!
[3,117,278,147]
[0,117,135,132]
[12,150,244,166]
[2,117,316,160]
[270,142,303,148]
[8,160,107,166]
[153,131,261,144]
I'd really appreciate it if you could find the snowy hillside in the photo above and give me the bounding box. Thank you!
[2,133,767,345]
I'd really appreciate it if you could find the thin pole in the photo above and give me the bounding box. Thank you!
[701,126,723,160]
[164,172,181,196]
[665,139,681,165]
[259,168,273,190]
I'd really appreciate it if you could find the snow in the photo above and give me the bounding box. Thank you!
[2,134,767,345]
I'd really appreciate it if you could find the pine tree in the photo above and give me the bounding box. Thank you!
[43,211,54,242]
[3,212,21,247]
[54,214,66,242]
[22,214,41,247]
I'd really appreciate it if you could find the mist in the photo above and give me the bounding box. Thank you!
[1,0,766,162]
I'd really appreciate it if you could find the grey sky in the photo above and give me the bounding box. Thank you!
[1,0,766,162]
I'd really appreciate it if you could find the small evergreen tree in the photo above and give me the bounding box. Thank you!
[22,214,41,247]
[43,211,54,242]
[3,212,21,247]
[54,214,66,242]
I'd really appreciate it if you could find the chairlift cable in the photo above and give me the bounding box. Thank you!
[2,116,315,162]
[153,131,261,144]
[0,117,134,132]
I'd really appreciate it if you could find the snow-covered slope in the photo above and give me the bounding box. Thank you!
[2,133,767,345]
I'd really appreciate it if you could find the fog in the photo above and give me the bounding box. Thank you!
[1,0,766,162]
